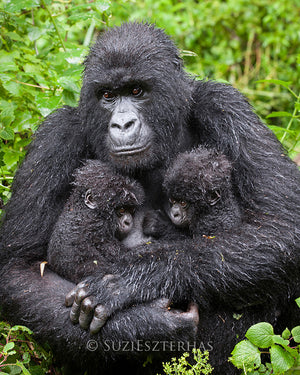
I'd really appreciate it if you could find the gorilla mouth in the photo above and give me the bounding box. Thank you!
[111,142,151,156]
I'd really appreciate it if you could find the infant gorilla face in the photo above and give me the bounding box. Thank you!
[167,198,190,228]
[84,187,149,248]
[166,190,221,229]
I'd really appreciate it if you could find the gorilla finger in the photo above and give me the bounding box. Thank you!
[70,287,90,323]
[65,288,76,307]
[65,281,88,307]
[90,305,109,335]
[182,302,199,326]
[79,296,97,330]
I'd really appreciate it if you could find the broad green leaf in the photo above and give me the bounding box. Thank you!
[58,77,80,94]
[230,340,261,369]
[3,0,40,12]
[3,341,15,352]
[291,327,300,343]
[0,128,15,140]
[28,27,45,42]
[296,298,300,308]
[282,328,291,340]
[270,345,295,373]
[246,322,274,348]
[2,80,21,96]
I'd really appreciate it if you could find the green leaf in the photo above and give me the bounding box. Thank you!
[246,322,274,348]
[28,26,45,42]
[266,111,293,118]
[256,79,292,89]
[296,298,300,308]
[230,340,261,369]
[291,327,300,343]
[57,77,80,94]
[0,128,15,140]
[3,0,40,12]
[270,345,295,373]
[3,341,15,352]
[10,325,33,334]
[282,328,291,340]
[15,361,31,375]
[268,126,298,137]
[272,335,290,347]
[2,80,21,96]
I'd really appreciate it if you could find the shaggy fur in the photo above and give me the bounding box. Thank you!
[163,146,242,235]
[0,22,299,375]
[47,160,145,283]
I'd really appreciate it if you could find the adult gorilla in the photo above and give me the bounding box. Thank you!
[0,22,299,374]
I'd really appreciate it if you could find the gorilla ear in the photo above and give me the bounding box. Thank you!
[84,189,98,209]
[208,190,221,206]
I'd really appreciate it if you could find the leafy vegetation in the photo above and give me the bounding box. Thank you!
[0,0,110,204]
[0,322,57,374]
[230,298,300,374]
[160,348,213,375]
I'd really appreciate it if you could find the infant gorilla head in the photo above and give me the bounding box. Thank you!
[47,160,147,283]
[163,146,242,236]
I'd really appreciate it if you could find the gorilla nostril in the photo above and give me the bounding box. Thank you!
[111,123,121,130]
[124,120,135,130]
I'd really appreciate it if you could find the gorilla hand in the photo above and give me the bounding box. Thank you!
[65,274,125,333]
[65,278,199,335]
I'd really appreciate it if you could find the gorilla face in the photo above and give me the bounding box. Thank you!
[80,23,193,173]
[99,85,154,168]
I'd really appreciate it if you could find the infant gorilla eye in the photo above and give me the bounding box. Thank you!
[169,197,177,205]
[116,206,135,217]
[180,200,188,208]
[131,87,143,97]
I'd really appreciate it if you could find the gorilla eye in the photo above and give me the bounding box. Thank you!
[116,206,135,217]
[116,207,126,217]
[131,87,143,97]
[169,197,177,205]
[103,91,115,100]
[180,201,188,208]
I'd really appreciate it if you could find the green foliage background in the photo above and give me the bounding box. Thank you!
[0,0,300,204]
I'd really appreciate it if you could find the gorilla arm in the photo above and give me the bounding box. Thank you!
[0,106,86,260]
[67,215,298,333]
[0,258,199,370]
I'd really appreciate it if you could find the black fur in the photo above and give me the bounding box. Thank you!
[0,22,299,375]
[163,146,242,236]
[47,160,145,283]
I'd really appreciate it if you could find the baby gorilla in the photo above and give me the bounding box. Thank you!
[47,160,147,283]
[163,146,242,237]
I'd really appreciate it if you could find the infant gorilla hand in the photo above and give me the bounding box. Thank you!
[65,276,199,335]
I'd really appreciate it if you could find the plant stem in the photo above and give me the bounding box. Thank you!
[40,0,66,52]
[280,91,300,144]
